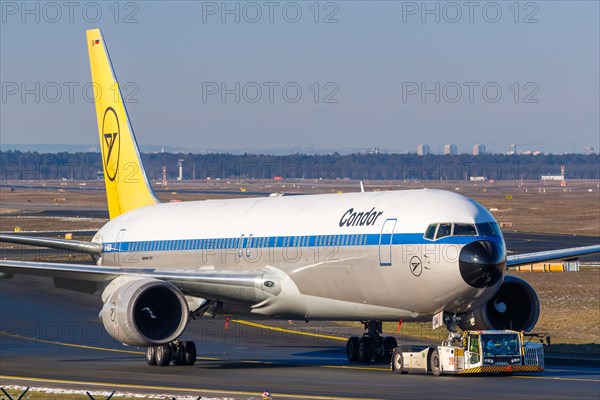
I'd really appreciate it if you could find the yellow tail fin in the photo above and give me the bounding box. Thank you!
[86,29,158,219]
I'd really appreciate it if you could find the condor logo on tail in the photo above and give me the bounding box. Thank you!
[102,107,120,181]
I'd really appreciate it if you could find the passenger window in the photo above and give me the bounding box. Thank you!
[424,224,437,240]
[436,223,452,239]
[454,224,477,236]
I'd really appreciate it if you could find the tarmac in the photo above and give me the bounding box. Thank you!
[1,275,599,399]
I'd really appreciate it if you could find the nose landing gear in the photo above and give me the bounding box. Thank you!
[146,339,197,366]
[346,321,397,363]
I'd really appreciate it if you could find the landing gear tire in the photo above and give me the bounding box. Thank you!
[172,357,186,366]
[145,346,157,366]
[358,337,375,363]
[381,337,398,364]
[155,344,172,366]
[391,348,404,374]
[346,321,396,363]
[183,341,197,366]
[346,336,360,362]
[430,349,441,376]
[373,339,384,363]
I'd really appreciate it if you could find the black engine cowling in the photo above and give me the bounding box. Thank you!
[458,275,540,332]
[100,277,189,346]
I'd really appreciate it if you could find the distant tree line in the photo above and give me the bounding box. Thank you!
[1,151,598,181]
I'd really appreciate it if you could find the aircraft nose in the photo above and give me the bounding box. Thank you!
[459,240,505,288]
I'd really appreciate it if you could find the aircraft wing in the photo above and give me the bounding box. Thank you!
[0,233,102,255]
[0,260,270,304]
[506,244,600,268]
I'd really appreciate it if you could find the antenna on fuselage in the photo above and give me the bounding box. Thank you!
[360,181,365,193]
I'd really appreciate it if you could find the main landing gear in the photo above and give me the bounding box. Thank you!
[346,321,397,363]
[146,339,197,366]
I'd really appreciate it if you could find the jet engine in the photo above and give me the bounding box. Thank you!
[100,277,189,346]
[458,275,540,332]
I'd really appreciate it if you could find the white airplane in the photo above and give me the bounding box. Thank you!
[1,29,598,367]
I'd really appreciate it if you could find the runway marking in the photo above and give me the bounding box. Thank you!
[0,330,142,355]
[232,319,347,342]
[323,365,389,372]
[0,331,218,361]
[512,375,600,383]
[0,375,381,400]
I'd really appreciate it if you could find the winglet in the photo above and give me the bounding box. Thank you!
[86,29,159,219]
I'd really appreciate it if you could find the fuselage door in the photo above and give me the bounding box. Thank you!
[379,218,397,266]
[114,228,126,265]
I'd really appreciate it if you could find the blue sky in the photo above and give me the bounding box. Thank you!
[1,1,598,154]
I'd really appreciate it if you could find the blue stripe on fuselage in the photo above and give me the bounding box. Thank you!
[101,233,493,253]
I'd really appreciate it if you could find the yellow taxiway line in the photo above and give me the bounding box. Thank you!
[0,330,219,360]
[231,319,348,342]
[0,375,381,400]
[0,330,143,355]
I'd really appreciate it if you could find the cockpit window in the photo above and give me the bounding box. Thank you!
[424,222,479,240]
[436,223,452,239]
[454,223,477,236]
[424,224,437,240]
[476,222,502,237]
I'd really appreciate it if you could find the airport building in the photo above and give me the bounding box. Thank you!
[417,144,430,156]
[444,144,458,155]
[541,165,566,181]
[473,144,486,155]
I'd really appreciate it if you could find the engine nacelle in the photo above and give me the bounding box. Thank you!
[458,275,540,332]
[100,277,189,346]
